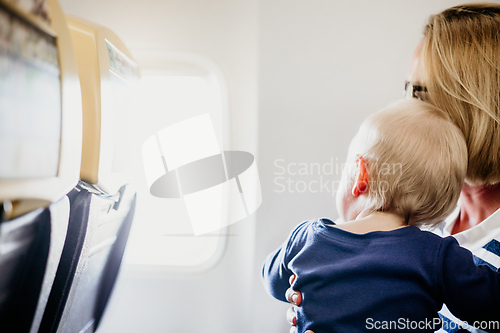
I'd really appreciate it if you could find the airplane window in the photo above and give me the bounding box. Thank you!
[124,75,226,267]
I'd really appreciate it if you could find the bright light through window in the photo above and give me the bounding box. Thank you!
[124,75,225,266]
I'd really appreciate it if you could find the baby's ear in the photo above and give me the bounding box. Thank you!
[352,156,368,197]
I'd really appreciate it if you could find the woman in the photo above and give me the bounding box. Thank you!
[285,3,500,333]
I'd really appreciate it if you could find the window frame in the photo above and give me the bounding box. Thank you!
[123,51,231,274]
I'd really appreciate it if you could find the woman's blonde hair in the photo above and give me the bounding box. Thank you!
[352,99,467,226]
[420,2,500,185]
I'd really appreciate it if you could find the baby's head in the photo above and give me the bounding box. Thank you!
[336,99,467,227]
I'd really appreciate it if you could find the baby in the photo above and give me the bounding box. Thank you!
[262,99,500,333]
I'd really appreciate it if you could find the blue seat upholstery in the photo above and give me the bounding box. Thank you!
[0,197,69,333]
[39,183,136,333]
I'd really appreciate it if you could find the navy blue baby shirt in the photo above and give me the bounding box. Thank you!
[262,218,500,332]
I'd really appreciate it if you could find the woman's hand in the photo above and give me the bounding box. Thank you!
[285,274,302,306]
[285,274,314,333]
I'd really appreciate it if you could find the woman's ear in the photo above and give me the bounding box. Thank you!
[352,156,368,197]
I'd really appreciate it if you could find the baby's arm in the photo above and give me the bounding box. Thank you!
[439,237,500,328]
[262,220,311,302]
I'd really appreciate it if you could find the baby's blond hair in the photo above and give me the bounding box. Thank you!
[350,99,467,226]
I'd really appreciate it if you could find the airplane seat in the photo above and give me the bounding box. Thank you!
[38,187,92,333]
[39,185,136,333]
[37,15,139,333]
[0,197,69,333]
[0,208,50,330]
[0,0,82,331]
[93,192,137,329]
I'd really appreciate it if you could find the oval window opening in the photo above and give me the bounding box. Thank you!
[125,73,227,267]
